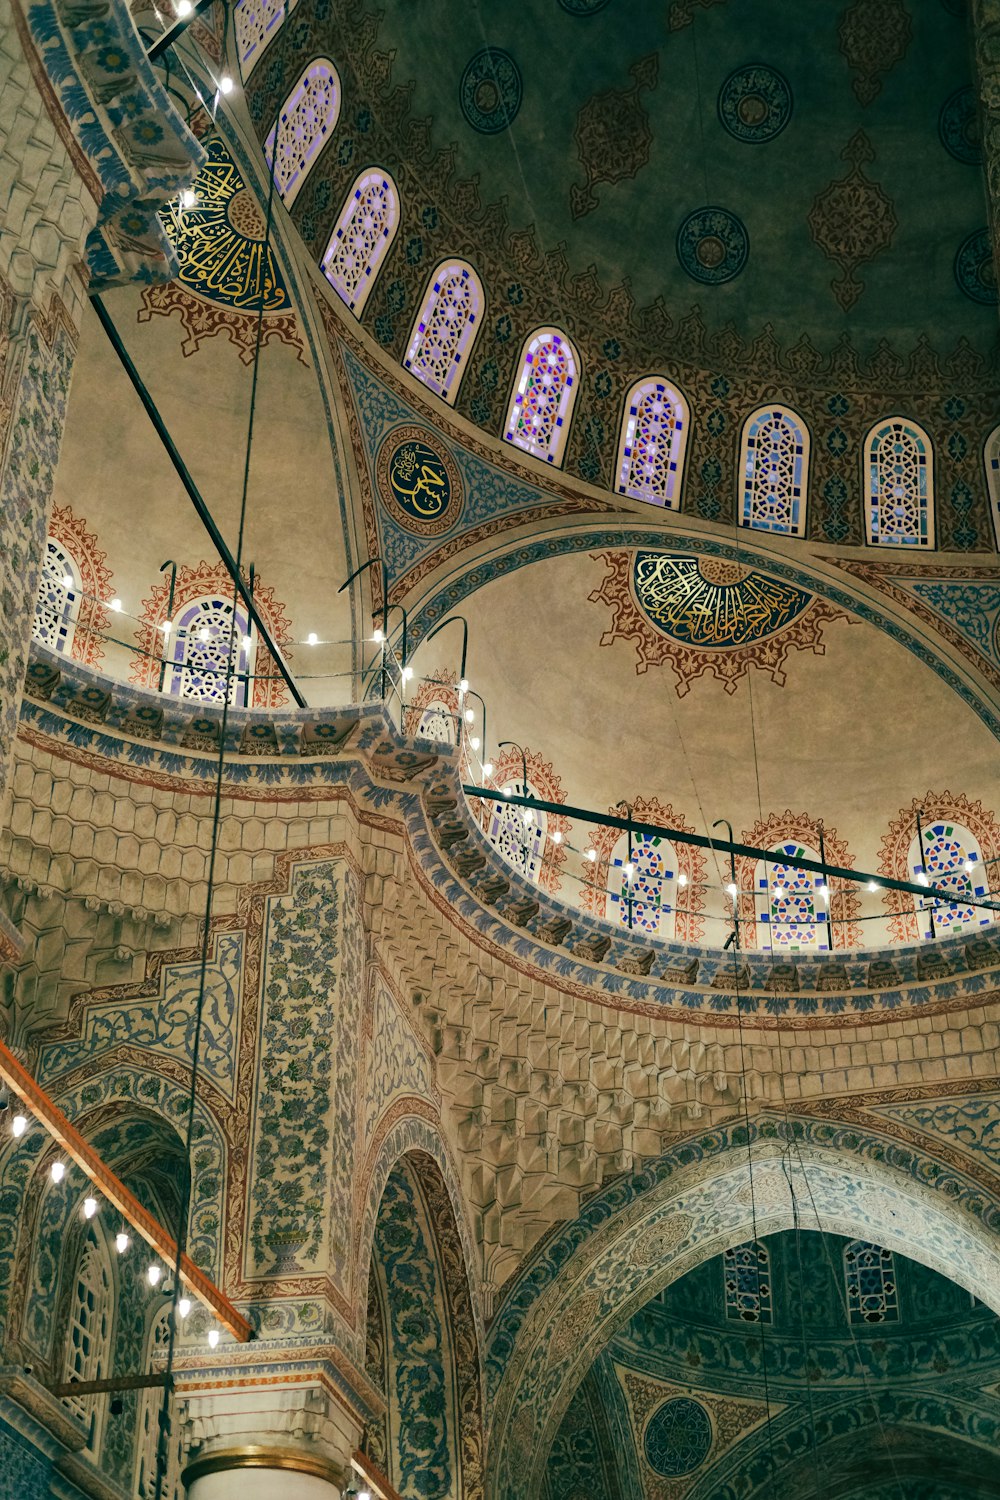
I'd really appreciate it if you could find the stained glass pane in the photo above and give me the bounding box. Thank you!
[914,821,989,937]
[63,1227,112,1455]
[617,378,688,507]
[416,705,457,744]
[985,425,1000,552]
[169,598,252,707]
[404,261,484,403]
[724,1241,773,1324]
[235,0,298,77]
[759,843,826,951]
[135,1310,183,1499]
[486,780,545,882]
[504,329,579,466]
[740,407,808,536]
[609,832,674,935]
[264,60,340,208]
[866,419,934,546]
[322,170,399,315]
[32,538,79,654]
[844,1241,898,1324]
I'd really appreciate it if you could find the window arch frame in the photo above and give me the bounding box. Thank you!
[605,828,679,939]
[843,1240,898,1325]
[403,258,485,405]
[863,415,935,548]
[485,778,548,884]
[234,0,299,79]
[984,423,1000,552]
[738,404,810,537]
[503,326,581,467]
[33,536,82,656]
[263,57,341,210]
[63,1222,115,1458]
[615,375,690,509]
[168,595,254,708]
[134,1304,184,1499]
[321,166,400,316]
[754,840,828,954]
[724,1240,773,1325]
[910,819,990,940]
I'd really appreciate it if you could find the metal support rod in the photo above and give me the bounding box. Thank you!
[916,807,936,941]
[714,817,741,949]
[146,0,216,61]
[461,785,1000,916]
[617,800,634,931]
[47,1373,169,1398]
[158,559,176,693]
[426,614,469,684]
[91,295,306,709]
[819,824,835,952]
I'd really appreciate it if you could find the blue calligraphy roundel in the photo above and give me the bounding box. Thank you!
[376,425,464,537]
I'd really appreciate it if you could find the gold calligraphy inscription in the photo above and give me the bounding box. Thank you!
[376,425,464,538]
[632,552,811,647]
[389,440,450,520]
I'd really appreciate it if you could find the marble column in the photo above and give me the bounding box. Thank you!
[184,1449,346,1500]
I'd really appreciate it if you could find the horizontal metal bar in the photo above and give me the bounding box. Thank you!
[48,1373,168,1397]
[462,785,1000,916]
[90,296,307,710]
[146,0,215,61]
[0,1041,252,1341]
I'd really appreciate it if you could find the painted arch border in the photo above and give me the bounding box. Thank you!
[406,524,1000,743]
[483,1109,1000,1500]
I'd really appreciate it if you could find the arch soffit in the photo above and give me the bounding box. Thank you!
[357,1111,486,1365]
[485,1112,1000,1500]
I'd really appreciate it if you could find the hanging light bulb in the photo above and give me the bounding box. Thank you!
[522,809,533,826]
[160,620,173,635]
[459,678,469,694]
[482,761,493,777]
[470,736,481,751]
[198,628,210,642]
[178,1297,191,1319]
[726,882,738,897]
[147,1265,162,1286]
[50,1161,66,1184]
[678,872,688,887]
[464,708,474,723]
[868,880,879,893]
[401,666,413,682]
[586,849,597,863]
[116,1230,130,1254]
[372,628,384,644]
[917,872,929,887]
[242,635,252,651]
[180,187,197,209]
[502,787,512,798]
[62,573,73,588]
[207,1327,220,1349]
[83,1197,98,1220]
[773,883,784,897]
[110,598,123,613]
[307,632,318,646]
[11,1114,27,1138]
[965,859,975,873]
[176,0,192,14]
[550,830,562,844]
[624,862,634,880]
[819,885,830,902]
[219,74,234,94]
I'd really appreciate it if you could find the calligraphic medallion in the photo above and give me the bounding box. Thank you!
[631,552,812,647]
[376,425,463,537]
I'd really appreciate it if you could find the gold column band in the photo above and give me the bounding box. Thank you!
[182,1446,346,1489]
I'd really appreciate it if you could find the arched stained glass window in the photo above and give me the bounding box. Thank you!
[404,260,484,404]
[616,377,689,508]
[608,831,676,936]
[169,597,253,707]
[235,0,298,77]
[321,169,400,316]
[865,418,934,546]
[416,702,457,745]
[33,536,81,654]
[739,406,809,536]
[486,780,546,883]
[724,1241,773,1324]
[757,842,827,952]
[985,425,1000,551]
[912,820,990,939]
[63,1225,113,1456]
[135,1308,184,1499]
[504,327,580,466]
[844,1241,898,1324]
[264,59,340,209]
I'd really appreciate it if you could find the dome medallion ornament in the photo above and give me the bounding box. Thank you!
[376,425,464,536]
[718,64,792,143]
[459,48,522,134]
[954,229,997,305]
[676,207,749,284]
[644,1397,713,1477]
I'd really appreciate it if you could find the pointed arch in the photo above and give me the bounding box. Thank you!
[33,504,113,667]
[504,327,580,466]
[168,594,254,707]
[234,0,299,77]
[724,1240,773,1325]
[33,534,81,657]
[844,1240,898,1324]
[985,424,1000,551]
[578,796,707,943]
[878,792,1000,943]
[864,417,934,547]
[63,1222,115,1458]
[734,812,862,951]
[321,167,400,315]
[739,404,809,536]
[404,259,485,404]
[477,746,570,894]
[404,669,460,746]
[134,1305,184,1498]
[264,58,340,209]
[616,376,690,508]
